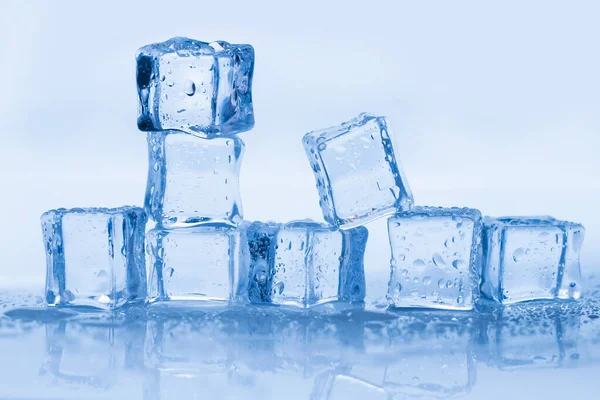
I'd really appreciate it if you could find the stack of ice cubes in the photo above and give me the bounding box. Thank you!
[41,36,586,312]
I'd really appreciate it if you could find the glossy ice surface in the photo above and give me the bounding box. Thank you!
[146,224,248,304]
[1,290,599,400]
[145,131,244,228]
[136,37,254,137]
[246,220,368,307]
[41,207,147,309]
[387,207,482,310]
[303,113,413,229]
[481,216,585,304]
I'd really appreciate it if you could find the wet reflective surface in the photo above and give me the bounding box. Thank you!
[1,287,599,399]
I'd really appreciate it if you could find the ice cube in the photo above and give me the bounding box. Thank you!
[41,207,147,309]
[146,224,248,304]
[387,207,482,310]
[246,220,368,307]
[136,37,254,137]
[145,131,244,228]
[302,113,413,229]
[481,216,584,304]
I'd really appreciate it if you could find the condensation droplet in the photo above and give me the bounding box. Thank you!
[412,259,425,267]
[438,279,445,289]
[317,143,327,151]
[398,254,406,262]
[513,248,525,262]
[184,80,196,96]
[452,259,466,269]
[538,232,550,243]
[432,253,446,267]
[415,227,425,236]
[423,276,432,285]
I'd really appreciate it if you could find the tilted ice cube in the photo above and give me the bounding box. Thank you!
[387,207,482,310]
[303,113,413,229]
[136,37,254,137]
[146,224,248,304]
[481,216,585,304]
[246,220,368,307]
[41,207,147,309]
[145,131,244,228]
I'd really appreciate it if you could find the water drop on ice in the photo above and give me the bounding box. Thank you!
[452,259,466,269]
[184,80,196,96]
[423,276,432,285]
[438,279,445,289]
[513,248,525,262]
[412,259,425,267]
[538,232,550,243]
[432,253,446,267]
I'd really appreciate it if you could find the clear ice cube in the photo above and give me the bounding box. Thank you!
[41,207,147,309]
[302,113,413,229]
[145,131,244,228]
[481,216,584,304]
[387,207,482,310]
[146,224,248,304]
[246,220,368,307]
[136,37,254,137]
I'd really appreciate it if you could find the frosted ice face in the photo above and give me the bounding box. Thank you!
[303,113,413,229]
[136,37,254,137]
[387,207,482,310]
[145,131,244,228]
[246,220,368,307]
[146,224,248,304]
[481,216,585,304]
[41,207,147,309]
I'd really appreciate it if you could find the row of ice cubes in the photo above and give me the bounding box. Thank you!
[40,37,585,311]
[41,206,584,310]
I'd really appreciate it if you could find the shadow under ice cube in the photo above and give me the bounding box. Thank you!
[146,224,247,304]
[481,216,584,304]
[387,207,482,310]
[145,131,244,228]
[136,37,254,137]
[246,220,368,307]
[41,207,147,309]
[303,113,413,229]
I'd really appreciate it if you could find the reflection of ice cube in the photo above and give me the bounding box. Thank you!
[136,37,254,137]
[485,304,580,370]
[311,372,386,400]
[42,207,147,309]
[387,207,482,310]
[40,319,144,391]
[302,113,413,228]
[383,312,476,398]
[481,216,584,304]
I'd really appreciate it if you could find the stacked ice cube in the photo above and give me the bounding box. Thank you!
[40,36,586,312]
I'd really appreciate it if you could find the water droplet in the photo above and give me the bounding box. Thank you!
[446,280,454,288]
[513,248,525,262]
[413,277,420,284]
[538,232,550,243]
[394,282,402,294]
[452,259,466,269]
[400,269,409,277]
[287,241,292,250]
[184,80,196,96]
[444,238,455,248]
[167,267,175,278]
[317,143,327,151]
[166,80,175,87]
[423,276,432,285]
[97,269,108,279]
[432,253,446,267]
[397,254,406,262]
[276,281,285,295]
[410,289,419,296]
[415,227,425,236]
[412,259,425,267]
[438,279,445,289]
[160,75,165,81]
[570,282,577,288]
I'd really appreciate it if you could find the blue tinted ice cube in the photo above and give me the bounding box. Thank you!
[246,220,368,307]
[145,131,244,228]
[136,37,254,137]
[41,207,147,309]
[481,216,584,304]
[146,224,248,304]
[302,113,413,228]
[387,207,482,310]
